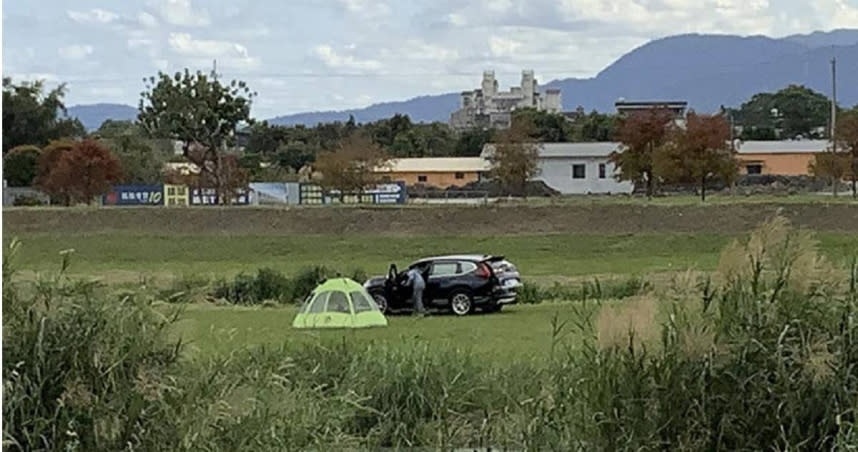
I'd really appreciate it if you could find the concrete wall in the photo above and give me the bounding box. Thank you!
[384,171,481,188]
[536,157,633,194]
[737,153,816,176]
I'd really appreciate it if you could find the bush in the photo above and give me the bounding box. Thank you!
[212,269,288,305]
[11,195,45,206]
[211,266,340,305]
[158,273,211,303]
[2,240,182,450]
[519,276,649,304]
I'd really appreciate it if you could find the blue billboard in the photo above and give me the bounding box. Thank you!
[103,185,164,206]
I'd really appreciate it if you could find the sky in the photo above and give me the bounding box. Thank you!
[3,0,858,119]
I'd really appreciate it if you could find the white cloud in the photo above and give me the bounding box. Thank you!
[447,13,467,26]
[313,45,383,71]
[488,36,522,57]
[338,0,391,18]
[58,44,94,60]
[169,33,250,58]
[151,0,211,27]
[67,8,119,24]
[138,11,159,28]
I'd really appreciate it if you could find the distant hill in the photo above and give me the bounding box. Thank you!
[67,103,137,131]
[67,29,858,128]
[268,29,858,125]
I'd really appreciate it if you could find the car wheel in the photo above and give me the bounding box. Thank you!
[450,291,473,316]
[371,293,389,314]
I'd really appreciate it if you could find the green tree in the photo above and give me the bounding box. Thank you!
[654,112,737,202]
[246,121,286,155]
[512,108,570,142]
[733,85,830,140]
[95,119,141,138]
[454,128,495,157]
[138,70,255,202]
[3,145,41,186]
[107,135,165,184]
[487,119,540,197]
[611,108,674,197]
[2,78,85,152]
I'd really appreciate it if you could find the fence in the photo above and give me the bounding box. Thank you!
[100,182,407,207]
[408,189,490,205]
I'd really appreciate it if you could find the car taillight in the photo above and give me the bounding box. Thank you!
[476,263,491,279]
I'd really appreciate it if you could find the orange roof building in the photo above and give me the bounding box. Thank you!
[736,140,829,176]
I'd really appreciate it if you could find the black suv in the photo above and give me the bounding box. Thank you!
[363,255,518,316]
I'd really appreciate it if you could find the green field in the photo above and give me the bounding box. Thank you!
[9,231,858,284]
[174,302,596,361]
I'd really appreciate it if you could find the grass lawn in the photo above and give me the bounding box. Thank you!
[9,231,857,284]
[173,301,596,362]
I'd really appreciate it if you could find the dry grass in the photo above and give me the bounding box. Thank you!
[596,295,659,350]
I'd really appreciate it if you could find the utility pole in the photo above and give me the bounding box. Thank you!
[831,55,837,151]
[212,59,218,80]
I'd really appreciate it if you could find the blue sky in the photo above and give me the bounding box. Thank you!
[3,0,857,118]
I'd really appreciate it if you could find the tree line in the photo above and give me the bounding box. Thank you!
[4,71,858,204]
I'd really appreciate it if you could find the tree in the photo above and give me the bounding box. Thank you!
[3,145,41,187]
[138,70,255,202]
[2,78,85,152]
[512,108,570,142]
[611,108,674,197]
[39,139,122,205]
[835,110,858,197]
[313,132,389,201]
[108,135,165,184]
[246,121,285,155]
[654,112,737,202]
[35,139,75,204]
[733,85,831,140]
[487,119,540,197]
[454,128,495,156]
[808,150,850,197]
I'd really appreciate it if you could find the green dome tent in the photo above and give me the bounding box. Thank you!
[292,278,388,329]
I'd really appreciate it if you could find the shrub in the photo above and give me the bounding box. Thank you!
[2,240,182,450]
[11,195,44,206]
[518,275,649,304]
[158,273,211,303]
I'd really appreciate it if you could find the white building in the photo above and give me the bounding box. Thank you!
[482,142,632,195]
[450,70,562,130]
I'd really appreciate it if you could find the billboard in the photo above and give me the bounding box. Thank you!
[189,187,251,206]
[298,181,407,205]
[102,185,165,206]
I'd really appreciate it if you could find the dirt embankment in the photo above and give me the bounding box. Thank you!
[5,204,858,236]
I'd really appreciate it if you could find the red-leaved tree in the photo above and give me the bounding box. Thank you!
[611,108,675,197]
[40,139,123,205]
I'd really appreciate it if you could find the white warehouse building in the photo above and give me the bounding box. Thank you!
[482,142,632,195]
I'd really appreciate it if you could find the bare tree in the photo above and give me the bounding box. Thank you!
[488,119,540,197]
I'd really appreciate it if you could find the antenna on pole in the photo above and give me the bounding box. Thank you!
[831,53,837,152]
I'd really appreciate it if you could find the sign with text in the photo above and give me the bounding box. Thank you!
[189,188,250,206]
[103,185,164,206]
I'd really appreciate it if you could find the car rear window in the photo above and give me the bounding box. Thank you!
[459,261,477,274]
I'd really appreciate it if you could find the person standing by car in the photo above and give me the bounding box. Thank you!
[403,266,427,316]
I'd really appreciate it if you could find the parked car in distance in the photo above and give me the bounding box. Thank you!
[363,254,520,316]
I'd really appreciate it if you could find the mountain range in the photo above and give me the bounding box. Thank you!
[67,29,858,130]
